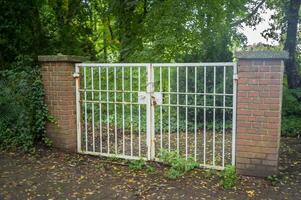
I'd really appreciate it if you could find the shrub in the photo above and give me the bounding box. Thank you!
[267,175,280,186]
[0,56,49,151]
[159,149,198,179]
[129,159,146,170]
[220,165,237,189]
[281,87,301,137]
[146,165,156,173]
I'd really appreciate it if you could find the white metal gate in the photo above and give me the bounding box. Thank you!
[75,63,237,170]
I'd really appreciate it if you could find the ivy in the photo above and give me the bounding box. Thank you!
[0,56,49,151]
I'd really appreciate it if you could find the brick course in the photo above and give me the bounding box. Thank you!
[236,57,285,177]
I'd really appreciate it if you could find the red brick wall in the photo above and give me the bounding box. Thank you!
[236,59,284,177]
[40,61,77,151]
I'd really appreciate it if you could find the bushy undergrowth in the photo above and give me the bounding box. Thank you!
[159,149,198,179]
[281,87,301,137]
[220,165,237,189]
[0,56,49,151]
[129,159,146,170]
[128,159,156,173]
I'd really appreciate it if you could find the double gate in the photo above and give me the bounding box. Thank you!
[75,63,237,170]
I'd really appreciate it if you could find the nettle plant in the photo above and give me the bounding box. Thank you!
[129,159,146,170]
[159,149,198,179]
[128,159,156,173]
[220,165,237,189]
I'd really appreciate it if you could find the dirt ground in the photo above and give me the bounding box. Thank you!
[0,138,300,200]
[83,130,233,167]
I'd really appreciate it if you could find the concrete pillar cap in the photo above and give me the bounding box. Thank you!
[38,54,88,63]
[235,51,289,60]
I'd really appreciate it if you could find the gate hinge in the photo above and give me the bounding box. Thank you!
[233,74,238,80]
[73,72,80,78]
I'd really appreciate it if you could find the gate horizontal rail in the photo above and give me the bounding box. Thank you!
[75,62,237,170]
[76,62,234,67]
[80,100,233,109]
[80,89,234,96]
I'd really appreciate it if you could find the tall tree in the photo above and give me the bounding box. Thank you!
[284,0,301,88]
[128,0,251,62]
[264,0,301,88]
[111,0,148,62]
[0,0,46,67]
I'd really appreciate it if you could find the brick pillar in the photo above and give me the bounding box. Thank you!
[38,55,86,152]
[235,51,288,177]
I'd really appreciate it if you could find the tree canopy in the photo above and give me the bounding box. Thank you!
[1,0,262,65]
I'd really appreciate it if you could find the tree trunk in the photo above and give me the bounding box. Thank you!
[284,0,301,89]
[113,0,146,62]
[103,29,108,62]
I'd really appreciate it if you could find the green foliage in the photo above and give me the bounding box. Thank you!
[204,169,216,178]
[107,155,122,162]
[7,0,248,63]
[146,165,156,173]
[129,0,247,62]
[0,56,49,151]
[166,168,183,179]
[0,0,46,66]
[220,165,237,189]
[267,175,280,186]
[42,137,53,147]
[281,87,301,137]
[129,159,146,170]
[128,159,157,173]
[159,149,198,179]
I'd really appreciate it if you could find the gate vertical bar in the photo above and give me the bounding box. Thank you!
[222,66,226,168]
[138,67,141,157]
[203,66,207,165]
[75,65,81,153]
[160,67,163,149]
[106,67,110,154]
[194,67,197,161]
[213,66,216,167]
[185,67,188,159]
[98,68,102,153]
[168,67,171,151]
[130,66,133,156]
[232,63,238,166]
[122,67,125,155]
[176,67,179,152]
[146,64,155,160]
[84,67,88,152]
[91,68,95,152]
[114,67,117,154]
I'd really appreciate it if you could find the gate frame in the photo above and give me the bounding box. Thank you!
[74,62,237,170]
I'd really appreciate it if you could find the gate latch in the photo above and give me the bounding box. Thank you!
[73,72,80,78]
[138,92,162,105]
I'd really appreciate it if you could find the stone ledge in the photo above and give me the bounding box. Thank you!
[38,54,88,63]
[236,51,289,60]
